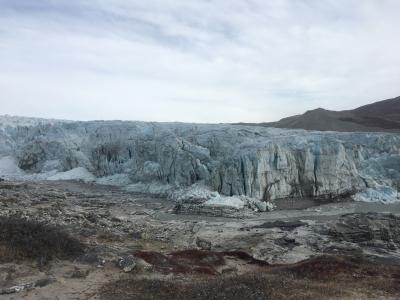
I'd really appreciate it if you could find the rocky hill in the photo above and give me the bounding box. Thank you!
[0,117,399,205]
[254,96,400,132]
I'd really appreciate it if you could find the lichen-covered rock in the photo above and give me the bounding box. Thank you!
[1,118,399,202]
[118,255,137,273]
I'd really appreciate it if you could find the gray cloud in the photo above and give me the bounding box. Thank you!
[0,0,399,122]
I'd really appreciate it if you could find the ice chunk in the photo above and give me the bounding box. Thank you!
[0,156,25,177]
[353,186,400,203]
[47,167,95,182]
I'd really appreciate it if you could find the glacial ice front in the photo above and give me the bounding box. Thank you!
[0,115,399,205]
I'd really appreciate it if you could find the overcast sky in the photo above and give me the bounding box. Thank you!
[0,0,399,123]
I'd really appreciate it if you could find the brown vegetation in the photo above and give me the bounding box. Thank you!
[100,254,400,300]
[0,216,84,263]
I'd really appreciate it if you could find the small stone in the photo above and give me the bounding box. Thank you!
[131,231,142,240]
[64,267,90,279]
[34,278,54,287]
[196,237,212,250]
[220,267,237,274]
[118,255,137,273]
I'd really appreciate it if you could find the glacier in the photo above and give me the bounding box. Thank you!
[0,115,399,206]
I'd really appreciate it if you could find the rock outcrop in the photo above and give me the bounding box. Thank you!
[326,213,400,251]
[1,117,399,202]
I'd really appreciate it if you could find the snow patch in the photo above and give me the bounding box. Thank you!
[126,182,174,196]
[204,196,246,209]
[96,174,132,186]
[47,167,95,182]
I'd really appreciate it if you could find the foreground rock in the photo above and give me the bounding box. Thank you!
[325,213,400,251]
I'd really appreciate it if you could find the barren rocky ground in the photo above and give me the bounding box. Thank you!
[1,179,400,299]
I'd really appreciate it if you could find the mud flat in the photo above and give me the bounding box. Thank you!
[0,179,400,299]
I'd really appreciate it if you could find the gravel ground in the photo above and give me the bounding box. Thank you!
[1,179,400,299]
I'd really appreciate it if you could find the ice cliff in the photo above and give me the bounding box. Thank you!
[0,116,399,203]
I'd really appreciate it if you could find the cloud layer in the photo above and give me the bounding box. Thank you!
[0,0,399,122]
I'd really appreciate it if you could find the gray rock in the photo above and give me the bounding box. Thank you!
[118,255,137,272]
[0,278,54,295]
[64,267,90,279]
[326,213,400,249]
[248,220,308,231]
[274,236,300,250]
[196,237,212,250]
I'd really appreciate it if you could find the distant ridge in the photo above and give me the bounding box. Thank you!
[238,96,400,132]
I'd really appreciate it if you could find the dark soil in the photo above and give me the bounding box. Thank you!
[134,249,268,275]
[0,216,84,263]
